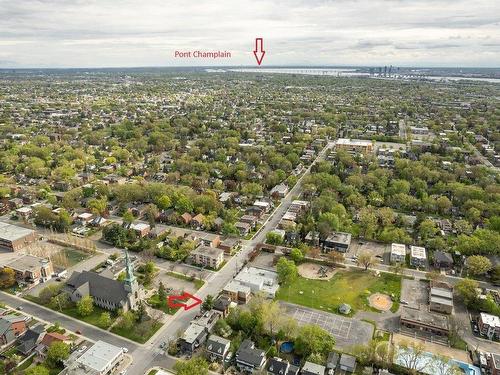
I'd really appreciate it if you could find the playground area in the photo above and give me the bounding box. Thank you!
[368,293,393,311]
[298,262,336,280]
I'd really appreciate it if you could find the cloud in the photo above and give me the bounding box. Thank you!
[0,0,498,67]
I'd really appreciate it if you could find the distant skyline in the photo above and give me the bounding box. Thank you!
[1,0,499,68]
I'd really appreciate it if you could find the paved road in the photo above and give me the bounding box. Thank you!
[0,292,138,350]
[124,142,334,375]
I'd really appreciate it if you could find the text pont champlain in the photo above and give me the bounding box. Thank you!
[174,50,232,59]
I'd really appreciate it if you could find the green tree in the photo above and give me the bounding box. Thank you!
[25,365,50,375]
[98,312,112,328]
[357,252,376,270]
[0,268,16,289]
[77,295,94,317]
[47,341,70,367]
[276,257,298,284]
[466,255,492,276]
[290,248,304,263]
[266,231,284,245]
[173,357,209,375]
[294,324,335,357]
[455,278,479,306]
[202,294,214,311]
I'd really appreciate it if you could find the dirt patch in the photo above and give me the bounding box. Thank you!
[298,262,337,280]
[368,293,393,311]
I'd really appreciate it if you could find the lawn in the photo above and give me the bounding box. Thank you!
[52,247,91,268]
[111,321,162,343]
[166,271,205,290]
[276,269,401,315]
[23,295,115,329]
[148,293,180,315]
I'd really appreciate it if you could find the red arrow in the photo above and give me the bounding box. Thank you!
[167,292,202,311]
[253,37,266,66]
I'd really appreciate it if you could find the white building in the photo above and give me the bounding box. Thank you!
[410,246,426,267]
[390,243,406,263]
[234,267,279,298]
[67,340,124,375]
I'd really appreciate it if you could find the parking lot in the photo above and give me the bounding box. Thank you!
[347,239,389,263]
[400,278,428,309]
[292,307,352,339]
[281,302,374,349]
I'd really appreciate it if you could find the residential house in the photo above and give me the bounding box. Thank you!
[240,215,258,229]
[326,352,339,373]
[254,200,272,213]
[478,313,500,340]
[197,233,221,248]
[301,361,326,375]
[1,314,28,337]
[17,324,45,355]
[180,212,192,225]
[0,318,16,345]
[191,246,224,269]
[235,221,251,237]
[218,237,240,254]
[191,214,205,230]
[246,206,264,219]
[123,222,150,238]
[206,335,231,362]
[223,280,252,304]
[36,332,70,361]
[390,243,406,263]
[213,295,232,317]
[266,357,299,375]
[235,339,266,373]
[179,323,208,353]
[270,184,289,199]
[339,354,357,374]
[410,246,427,268]
[487,353,500,375]
[434,251,453,270]
[323,232,352,253]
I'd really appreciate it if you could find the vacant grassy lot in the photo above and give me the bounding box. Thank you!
[276,269,401,315]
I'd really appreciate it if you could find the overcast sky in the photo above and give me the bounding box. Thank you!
[0,0,499,68]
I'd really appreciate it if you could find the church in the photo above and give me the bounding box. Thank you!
[65,250,140,312]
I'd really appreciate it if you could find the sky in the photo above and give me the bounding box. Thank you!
[0,0,499,68]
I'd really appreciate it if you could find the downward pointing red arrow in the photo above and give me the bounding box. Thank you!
[167,292,202,311]
[253,37,266,66]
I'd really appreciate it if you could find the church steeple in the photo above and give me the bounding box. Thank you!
[124,249,136,289]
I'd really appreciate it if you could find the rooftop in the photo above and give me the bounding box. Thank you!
[0,222,35,241]
[76,340,123,372]
[391,243,406,256]
[401,307,449,330]
[5,254,49,272]
[191,245,224,258]
[410,246,426,259]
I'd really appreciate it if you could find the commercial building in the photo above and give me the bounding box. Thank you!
[234,267,279,298]
[0,222,37,252]
[429,287,453,314]
[390,243,406,263]
[478,313,500,340]
[400,307,449,337]
[191,245,224,269]
[410,246,427,268]
[3,254,53,285]
[335,138,374,154]
[66,340,124,375]
[487,353,500,375]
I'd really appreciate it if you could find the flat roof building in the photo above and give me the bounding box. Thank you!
[335,138,374,154]
[400,307,449,337]
[0,223,37,252]
[390,243,406,263]
[67,340,124,375]
[191,245,224,269]
[410,246,426,267]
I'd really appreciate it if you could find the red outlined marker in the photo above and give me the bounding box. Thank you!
[253,38,266,65]
[167,292,202,311]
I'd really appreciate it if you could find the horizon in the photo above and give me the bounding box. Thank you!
[1,0,499,69]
